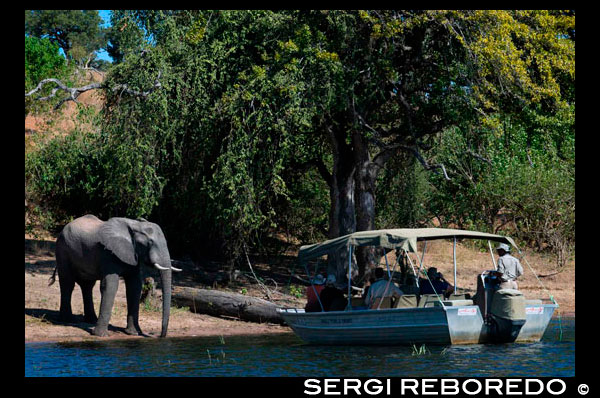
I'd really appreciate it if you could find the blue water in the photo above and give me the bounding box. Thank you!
[25,318,573,377]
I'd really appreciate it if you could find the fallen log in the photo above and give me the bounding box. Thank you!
[172,286,285,325]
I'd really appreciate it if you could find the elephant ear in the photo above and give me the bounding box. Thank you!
[98,218,138,266]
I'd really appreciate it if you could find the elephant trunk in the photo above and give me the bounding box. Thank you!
[159,268,172,338]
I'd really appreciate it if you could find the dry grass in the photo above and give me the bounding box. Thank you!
[25,70,105,144]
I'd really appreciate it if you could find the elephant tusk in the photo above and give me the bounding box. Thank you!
[170,266,183,272]
[154,263,170,271]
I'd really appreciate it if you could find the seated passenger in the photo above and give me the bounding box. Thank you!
[401,274,420,295]
[419,267,454,298]
[362,276,376,300]
[365,268,404,309]
[304,274,326,312]
[320,274,347,311]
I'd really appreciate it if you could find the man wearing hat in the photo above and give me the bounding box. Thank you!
[496,243,524,290]
[420,267,453,297]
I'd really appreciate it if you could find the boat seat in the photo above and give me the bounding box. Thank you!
[399,285,420,295]
[448,293,471,300]
[418,294,443,308]
[371,296,393,309]
[442,299,474,306]
[351,297,366,307]
[394,294,418,308]
[526,299,543,305]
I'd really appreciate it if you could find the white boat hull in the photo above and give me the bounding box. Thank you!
[277,303,557,345]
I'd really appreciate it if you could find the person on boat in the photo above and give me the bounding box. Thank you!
[304,274,326,312]
[319,274,347,311]
[365,267,404,309]
[495,243,523,290]
[361,276,376,300]
[419,267,454,298]
[401,274,420,295]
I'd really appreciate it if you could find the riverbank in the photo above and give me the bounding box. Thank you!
[25,236,302,343]
[25,235,574,343]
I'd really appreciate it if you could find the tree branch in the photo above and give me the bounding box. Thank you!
[25,72,163,110]
[404,144,450,180]
[110,71,162,98]
[467,149,492,165]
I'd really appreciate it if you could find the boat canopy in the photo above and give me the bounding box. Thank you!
[298,228,517,266]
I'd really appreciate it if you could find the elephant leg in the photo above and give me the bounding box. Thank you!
[79,280,98,324]
[57,271,75,322]
[56,248,74,322]
[124,275,143,335]
[93,273,119,337]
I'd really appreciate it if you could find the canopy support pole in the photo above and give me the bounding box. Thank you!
[488,240,498,270]
[453,236,457,294]
[375,249,396,310]
[415,241,428,288]
[347,244,353,311]
[408,249,444,307]
[384,249,391,278]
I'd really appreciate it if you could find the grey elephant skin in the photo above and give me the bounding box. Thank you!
[50,215,180,337]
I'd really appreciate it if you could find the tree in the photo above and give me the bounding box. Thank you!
[25,36,71,116]
[293,10,575,278]
[25,10,107,67]
[26,10,574,278]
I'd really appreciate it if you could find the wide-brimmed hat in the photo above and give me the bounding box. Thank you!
[427,267,439,279]
[311,274,325,285]
[496,243,511,252]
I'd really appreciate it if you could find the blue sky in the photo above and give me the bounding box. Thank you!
[96,10,112,62]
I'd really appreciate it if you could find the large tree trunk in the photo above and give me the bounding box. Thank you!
[353,131,380,280]
[172,286,285,324]
[326,126,357,286]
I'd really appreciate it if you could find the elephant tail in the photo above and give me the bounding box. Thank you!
[48,266,57,286]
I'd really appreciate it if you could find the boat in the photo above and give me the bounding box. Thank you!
[277,228,558,345]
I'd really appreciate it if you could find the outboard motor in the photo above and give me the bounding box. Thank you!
[474,270,501,318]
[488,289,526,343]
[474,271,527,343]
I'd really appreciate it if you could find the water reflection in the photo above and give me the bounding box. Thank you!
[25,319,574,377]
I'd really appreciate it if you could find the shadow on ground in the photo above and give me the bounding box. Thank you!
[25,308,150,337]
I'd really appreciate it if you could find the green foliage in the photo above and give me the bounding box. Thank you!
[25,10,575,269]
[411,344,430,356]
[25,36,72,114]
[288,284,304,299]
[376,153,430,229]
[25,128,107,230]
[424,107,574,267]
[25,10,107,66]
[25,36,67,90]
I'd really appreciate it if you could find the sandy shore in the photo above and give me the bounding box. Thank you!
[25,238,298,343]
[25,236,573,343]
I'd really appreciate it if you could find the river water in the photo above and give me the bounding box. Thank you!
[25,318,573,377]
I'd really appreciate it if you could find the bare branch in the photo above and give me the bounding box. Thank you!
[110,71,162,98]
[405,145,450,180]
[25,72,162,110]
[467,149,492,165]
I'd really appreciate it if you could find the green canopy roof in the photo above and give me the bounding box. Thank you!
[298,228,517,266]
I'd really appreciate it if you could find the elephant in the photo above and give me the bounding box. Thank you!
[49,214,181,337]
